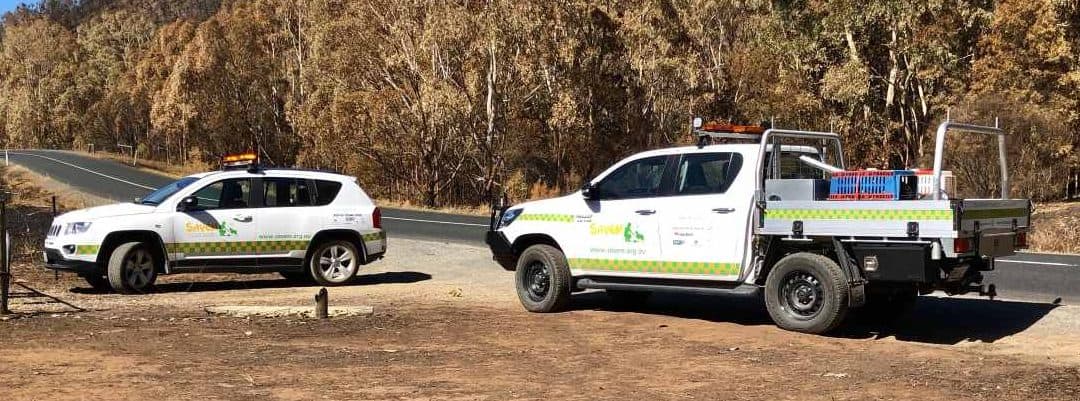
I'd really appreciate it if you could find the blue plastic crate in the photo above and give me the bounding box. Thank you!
[828,170,916,201]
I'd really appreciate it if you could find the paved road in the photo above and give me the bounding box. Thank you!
[4,150,489,244]
[5,149,1079,303]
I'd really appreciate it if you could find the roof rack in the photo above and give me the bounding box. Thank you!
[691,118,766,148]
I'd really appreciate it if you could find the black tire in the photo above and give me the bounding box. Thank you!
[81,274,112,292]
[279,270,312,283]
[858,284,918,322]
[764,252,849,334]
[308,240,361,286]
[515,244,572,313]
[106,242,158,294]
[606,289,651,308]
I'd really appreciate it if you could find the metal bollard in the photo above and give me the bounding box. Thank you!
[315,288,328,319]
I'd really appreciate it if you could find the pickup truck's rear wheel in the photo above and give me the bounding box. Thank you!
[515,244,571,313]
[106,242,158,294]
[765,253,849,334]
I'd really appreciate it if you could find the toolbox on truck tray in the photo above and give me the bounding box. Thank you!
[828,170,917,201]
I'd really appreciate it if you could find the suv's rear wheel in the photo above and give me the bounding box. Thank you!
[106,242,158,294]
[515,244,571,313]
[764,252,849,334]
[309,240,360,286]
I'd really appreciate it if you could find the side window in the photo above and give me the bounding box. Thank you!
[595,156,668,200]
[313,180,343,206]
[262,178,312,207]
[675,153,744,195]
[190,178,252,210]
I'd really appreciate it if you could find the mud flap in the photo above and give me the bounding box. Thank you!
[832,238,867,308]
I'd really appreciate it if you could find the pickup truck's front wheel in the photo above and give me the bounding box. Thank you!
[515,244,571,313]
[765,253,849,334]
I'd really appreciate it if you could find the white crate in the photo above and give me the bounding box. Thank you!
[916,171,955,199]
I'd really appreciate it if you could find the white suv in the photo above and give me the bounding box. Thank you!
[44,161,386,293]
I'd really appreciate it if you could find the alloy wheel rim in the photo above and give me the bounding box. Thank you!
[124,248,154,289]
[317,244,356,282]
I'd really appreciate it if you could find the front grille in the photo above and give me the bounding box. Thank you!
[48,224,61,237]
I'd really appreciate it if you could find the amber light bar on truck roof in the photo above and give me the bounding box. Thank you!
[221,152,259,170]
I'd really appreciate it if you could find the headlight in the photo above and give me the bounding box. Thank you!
[499,208,523,228]
[63,222,92,235]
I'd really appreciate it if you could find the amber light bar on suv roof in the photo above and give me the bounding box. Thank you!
[221,152,259,170]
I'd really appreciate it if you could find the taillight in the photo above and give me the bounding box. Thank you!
[1015,232,1027,249]
[954,238,972,254]
[372,207,382,229]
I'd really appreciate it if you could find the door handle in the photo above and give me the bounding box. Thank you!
[232,215,253,222]
[635,209,656,215]
[712,208,735,214]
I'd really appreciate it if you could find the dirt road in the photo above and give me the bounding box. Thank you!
[1,238,1078,400]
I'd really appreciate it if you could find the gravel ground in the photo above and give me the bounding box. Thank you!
[1,238,1078,400]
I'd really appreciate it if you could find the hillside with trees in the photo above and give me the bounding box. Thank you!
[1,0,1078,207]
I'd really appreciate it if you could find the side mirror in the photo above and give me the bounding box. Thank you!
[581,183,599,201]
[177,195,198,212]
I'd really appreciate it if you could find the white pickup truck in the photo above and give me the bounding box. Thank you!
[486,121,1031,334]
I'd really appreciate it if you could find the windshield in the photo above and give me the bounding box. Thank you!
[139,177,200,205]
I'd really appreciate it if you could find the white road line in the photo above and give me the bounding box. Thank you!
[382,216,488,227]
[8,151,157,190]
[997,259,1078,267]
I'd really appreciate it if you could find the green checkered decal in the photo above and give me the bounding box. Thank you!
[362,230,386,242]
[167,240,309,256]
[518,213,574,223]
[74,245,100,255]
[766,208,953,221]
[961,208,1028,220]
[570,258,741,275]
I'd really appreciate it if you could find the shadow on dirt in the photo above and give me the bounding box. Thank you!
[572,291,773,326]
[70,271,433,294]
[836,296,1059,345]
[572,291,1059,345]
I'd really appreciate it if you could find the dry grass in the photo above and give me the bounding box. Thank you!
[87,150,204,178]
[0,166,114,265]
[375,199,488,216]
[1029,202,1080,254]
[2,165,111,210]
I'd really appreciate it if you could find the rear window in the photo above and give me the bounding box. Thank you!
[263,178,312,207]
[313,180,343,206]
[675,153,743,195]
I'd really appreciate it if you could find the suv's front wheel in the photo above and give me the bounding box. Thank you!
[515,244,572,313]
[106,242,158,294]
